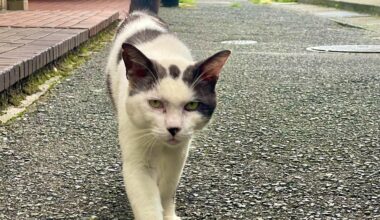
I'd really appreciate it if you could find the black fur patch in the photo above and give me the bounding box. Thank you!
[129,0,160,14]
[169,65,180,79]
[116,13,141,36]
[116,13,169,62]
[183,65,217,118]
[126,29,164,46]
[128,60,167,96]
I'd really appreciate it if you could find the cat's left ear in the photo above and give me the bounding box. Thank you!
[196,50,231,82]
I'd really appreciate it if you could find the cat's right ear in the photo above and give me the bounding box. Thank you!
[121,43,154,80]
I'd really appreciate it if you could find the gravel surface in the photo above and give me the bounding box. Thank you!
[1,1,380,219]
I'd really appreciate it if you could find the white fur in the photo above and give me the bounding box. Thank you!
[106,12,207,220]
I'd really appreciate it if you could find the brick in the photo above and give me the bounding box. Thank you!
[30,40,57,46]
[27,59,33,76]
[23,32,52,40]
[53,45,58,60]
[36,53,41,70]
[0,44,24,53]
[32,56,37,73]
[19,61,25,80]
[0,71,4,92]
[41,50,47,67]
[0,3,122,90]
[4,68,10,90]
[9,66,19,87]
[47,47,54,63]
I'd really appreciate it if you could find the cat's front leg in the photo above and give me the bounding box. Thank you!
[161,181,181,220]
[164,215,181,220]
[160,148,188,220]
[123,164,163,220]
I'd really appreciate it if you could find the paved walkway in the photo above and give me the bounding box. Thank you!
[0,0,129,93]
[1,0,379,219]
[299,0,380,15]
[337,0,380,7]
[276,2,380,33]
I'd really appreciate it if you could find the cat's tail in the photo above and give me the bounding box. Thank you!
[129,0,160,14]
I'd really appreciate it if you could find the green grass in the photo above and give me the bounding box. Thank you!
[275,0,297,2]
[179,0,197,8]
[179,0,196,3]
[250,0,271,4]
[231,2,242,8]
[0,22,117,113]
[250,0,296,4]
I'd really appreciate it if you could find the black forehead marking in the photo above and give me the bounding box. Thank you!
[169,65,180,79]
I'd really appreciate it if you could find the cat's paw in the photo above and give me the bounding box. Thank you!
[164,215,181,220]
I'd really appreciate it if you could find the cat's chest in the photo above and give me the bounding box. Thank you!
[145,145,187,177]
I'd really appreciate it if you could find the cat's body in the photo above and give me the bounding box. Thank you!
[106,1,230,219]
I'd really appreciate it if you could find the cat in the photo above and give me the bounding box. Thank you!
[106,0,230,219]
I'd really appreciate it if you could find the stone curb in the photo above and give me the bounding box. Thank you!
[298,0,380,16]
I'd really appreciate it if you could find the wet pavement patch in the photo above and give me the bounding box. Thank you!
[221,40,258,45]
[307,45,380,53]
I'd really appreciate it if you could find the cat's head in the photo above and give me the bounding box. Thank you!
[121,43,230,147]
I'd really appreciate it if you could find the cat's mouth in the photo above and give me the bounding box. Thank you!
[167,138,180,145]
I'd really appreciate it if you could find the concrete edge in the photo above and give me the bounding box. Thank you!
[298,0,380,16]
[0,76,61,124]
[0,12,120,121]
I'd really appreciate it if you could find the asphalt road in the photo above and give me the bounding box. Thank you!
[1,1,379,219]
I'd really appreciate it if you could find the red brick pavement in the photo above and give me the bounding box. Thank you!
[29,0,130,19]
[0,10,119,36]
[0,27,88,92]
[0,0,125,92]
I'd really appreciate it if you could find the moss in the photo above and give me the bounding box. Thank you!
[179,0,197,8]
[8,89,25,106]
[275,0,297,2]
[231,2,242,8]
[250,0,297,4]
[0,22,118,114]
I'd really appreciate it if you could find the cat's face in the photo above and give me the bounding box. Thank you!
[122,43,230,147]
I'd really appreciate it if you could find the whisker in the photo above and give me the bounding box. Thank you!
[129,131,154,142]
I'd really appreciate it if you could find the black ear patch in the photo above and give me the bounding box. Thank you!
[182,50,230,118]
[121,43,166,96]
[182,65,216,118]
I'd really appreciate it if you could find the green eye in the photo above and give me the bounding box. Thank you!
[184,101,200,111]
[148,100,164,109]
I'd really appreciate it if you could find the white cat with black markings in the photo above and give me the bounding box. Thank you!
[106,0,230,219]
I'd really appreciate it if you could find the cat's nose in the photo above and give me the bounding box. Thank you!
[167,127,180,137]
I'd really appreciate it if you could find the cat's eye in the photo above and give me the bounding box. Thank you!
[148,100,164,109]
[184,101,200,111]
